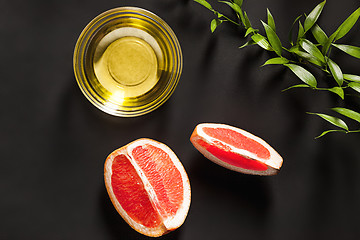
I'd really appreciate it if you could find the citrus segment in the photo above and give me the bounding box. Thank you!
[111,154,162,228]
[197,139,268,171]
[131,145,183,218]
[104,138,191,237]
[203,127,270,159]
[190,123,283,176]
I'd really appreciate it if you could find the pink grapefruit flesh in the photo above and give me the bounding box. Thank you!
[104,139,191,237]
[197,139,269,171]
[111,154,162,228]
[190,123,283,176]
[131,145,183,218]
[202,127,271,159]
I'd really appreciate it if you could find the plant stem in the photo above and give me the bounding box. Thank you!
[214,10,241,26]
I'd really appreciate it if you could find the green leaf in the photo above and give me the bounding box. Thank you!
[308,112,349,130]
[261,21,282,56]
[211,19,222,32]
[289,45,323,67]
[251,34,273,51]
[288,45,300,53]
[244,27,258,37]
[332,107,360,123]
[282,84,311,92]
[194,0,212,10]
[343,74,360,82]
[239,40,256,48]
[323,8,360,54]
[333,7,360,41]
[327,58,344,86]
[216,12,224,18]
[262,57,289,66]
[300,39,326,63]
[327,86,344,99]
[332,44,360,59]
[304,0,326,33]
[348,82,360,94]
[322,33,336,55]
[219,1,245,25]
[296,51,324,67]
[315,129,347,138]
[267,8,276,31]
[297,21,305,41]
[284,64,317,88]
[243,11,251,28]
[288,45,300,52]
[311,24,328,46]
[219,1,242,15]
[233,0,243,8]
[320,6,359,54]
[289,15,303,45]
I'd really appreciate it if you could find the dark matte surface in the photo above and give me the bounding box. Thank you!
[1,0,360,239]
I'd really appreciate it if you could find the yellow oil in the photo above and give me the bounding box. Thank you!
[84,23,173,108]
[94,36,158,99]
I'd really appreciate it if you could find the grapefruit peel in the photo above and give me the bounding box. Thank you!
[190,123,283,176]
[104,138,191,237]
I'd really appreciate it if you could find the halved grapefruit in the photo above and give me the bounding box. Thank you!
[104,138,191,237]
[190,123,283,176]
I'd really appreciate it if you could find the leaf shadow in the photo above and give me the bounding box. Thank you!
[233,47,265,89]
[233,48,288,99]
[258,64,289,96]
[200,36,219,73]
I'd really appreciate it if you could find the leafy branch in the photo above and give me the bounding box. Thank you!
[194,0,360,138]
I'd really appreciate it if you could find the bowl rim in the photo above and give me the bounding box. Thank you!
[73,6,183,117]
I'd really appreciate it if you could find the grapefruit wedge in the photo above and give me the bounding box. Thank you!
[190,123,283,176]
[104,138,191,237]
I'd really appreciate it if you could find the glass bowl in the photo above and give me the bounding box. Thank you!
[73,7,183,117]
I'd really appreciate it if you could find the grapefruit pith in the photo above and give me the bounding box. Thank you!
[190,123,283,176]
[104,138,191,237]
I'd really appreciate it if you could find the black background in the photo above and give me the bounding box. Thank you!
[1,0,360,239]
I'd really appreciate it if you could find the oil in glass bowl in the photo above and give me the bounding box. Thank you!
[73,7,182,117]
